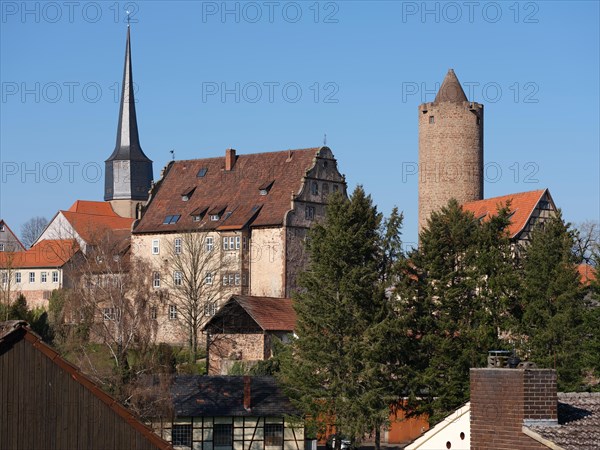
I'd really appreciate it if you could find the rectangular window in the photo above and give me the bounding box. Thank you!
[169,305,178,320]
[429,116,435,124]
[206,236,214,252]
[243,236,248,250]
[210,214,220,221]
[16,272,21,283]
[204,302,217,316]
[174,271,183,286]
[214,424,233,446]
[305,206,315,220]
[222,274,228,286]
[1,273,7,285]
[29,272,35,283]
[333,184,339,192]
[234,273,240,286]
[172,424,192,447]
[223,236,229,251]
[103,308,116,321]
[174,238,182,254]
[264,424,284,447]
[0,243,4,252]
[52,271,59,283]
[152,239,160,255]
[205,272,213,285]
[41,272,47,283]
[150,306,157,320]
[323,183,330,196]
[235,236,240,250]
[311,181,319,195]
[153,272,161,288]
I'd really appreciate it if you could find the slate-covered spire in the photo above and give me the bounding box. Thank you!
[105,25,153,203]
[434,68,468,103]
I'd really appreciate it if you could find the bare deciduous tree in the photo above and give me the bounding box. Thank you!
[573,220,600,265]
[162,232,235,362]
[66,230,158,396]
[20,216,48,248]
[0,251,17,320]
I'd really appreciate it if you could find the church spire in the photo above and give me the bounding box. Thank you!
[104,25,153,213]
[434,68,468,103]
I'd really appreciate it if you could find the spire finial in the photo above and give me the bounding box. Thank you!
[126,10,131,26]
[323,133,327,146]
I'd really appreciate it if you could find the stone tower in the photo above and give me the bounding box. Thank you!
[418,69,484,233]
[104,26,153,219]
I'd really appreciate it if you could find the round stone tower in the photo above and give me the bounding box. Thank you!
[418,69,484,233]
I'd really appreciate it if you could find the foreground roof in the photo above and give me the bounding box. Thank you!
[0,239,79,268]
[134,148,325,233]
[204,295,297,332]
[170,375,299,417]
[462,189,551,238]
[0,321,173,450]
[525,392,600,450]
[577,264,597,285]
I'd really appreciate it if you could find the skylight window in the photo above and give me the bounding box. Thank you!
[197,168,208,178]
[163,215,181,225]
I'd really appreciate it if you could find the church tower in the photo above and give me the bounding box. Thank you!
[104,26,153,219]
[418,69,484,233]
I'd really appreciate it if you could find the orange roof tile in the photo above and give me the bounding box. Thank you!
[67,200,118,216]
[577,264,596,285]
[0,239,79,268]
[462,189,548,238]
[61,210,134,243]
[134,148,322,233]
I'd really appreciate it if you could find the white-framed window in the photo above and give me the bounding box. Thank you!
[152,271,161,288]
[152,239,160,255]
[235,236,240,250]
[206,236,214,252]
[223,236,235,251]
[0,243,4,252]
[169,304,178,320]
[204,302,218,316]
[1,272,7,285]
[0,224,4,231]
[52,271,59,283]
[174,238,182,254]
[174,271,183,286]
[41,272,47,283]
[29,272,35,283]
[222,273,235,286]
[15,272,21,283]
[210,214,220,221]
[103,308,116,321]
[234,273,240,286]
[222,236,229,251]
[150,306,157,320]
[205,272,213,285]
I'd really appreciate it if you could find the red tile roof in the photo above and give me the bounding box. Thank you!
[60,200,134,243]
[0,239,79,268]
[134,148,322,233]
[234,295,297,331]
[577,264,596,285]
[462,189,548,238]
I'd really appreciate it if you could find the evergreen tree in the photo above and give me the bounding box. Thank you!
[395,200,515,424]
[517,213,588,390]
[277,187,405,449]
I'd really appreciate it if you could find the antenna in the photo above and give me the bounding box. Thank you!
[170,149,175,161]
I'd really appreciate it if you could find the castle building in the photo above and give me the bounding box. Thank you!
[418,69,484,233]
[104,26,153,219]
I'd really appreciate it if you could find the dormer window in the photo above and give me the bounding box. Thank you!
[191,206,208,222]
[181,187,196,202]
[197,167,208,178]
[208,206,226,222]
[210,214,220,221]
[259,180,274,196]
[163,215,181,225]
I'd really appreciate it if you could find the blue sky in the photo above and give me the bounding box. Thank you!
[1,1,599,246]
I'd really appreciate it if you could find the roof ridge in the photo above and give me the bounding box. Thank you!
[463,188,547,204]
[173,147,319,164]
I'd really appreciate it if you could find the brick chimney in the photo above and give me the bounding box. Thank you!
[470,368,557,450]
[225,148,237,171]
[243,376,251,411]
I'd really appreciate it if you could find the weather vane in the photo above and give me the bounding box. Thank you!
[126,10,131,26]
[323,133,327,146]
[170,149,175,161]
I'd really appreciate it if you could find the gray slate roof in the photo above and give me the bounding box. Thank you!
[526,392,600,449]
[171,376,300,418]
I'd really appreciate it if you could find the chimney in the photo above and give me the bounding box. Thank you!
[470,368,557,449]
[225,148,237,171]
[243,376,251,411]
